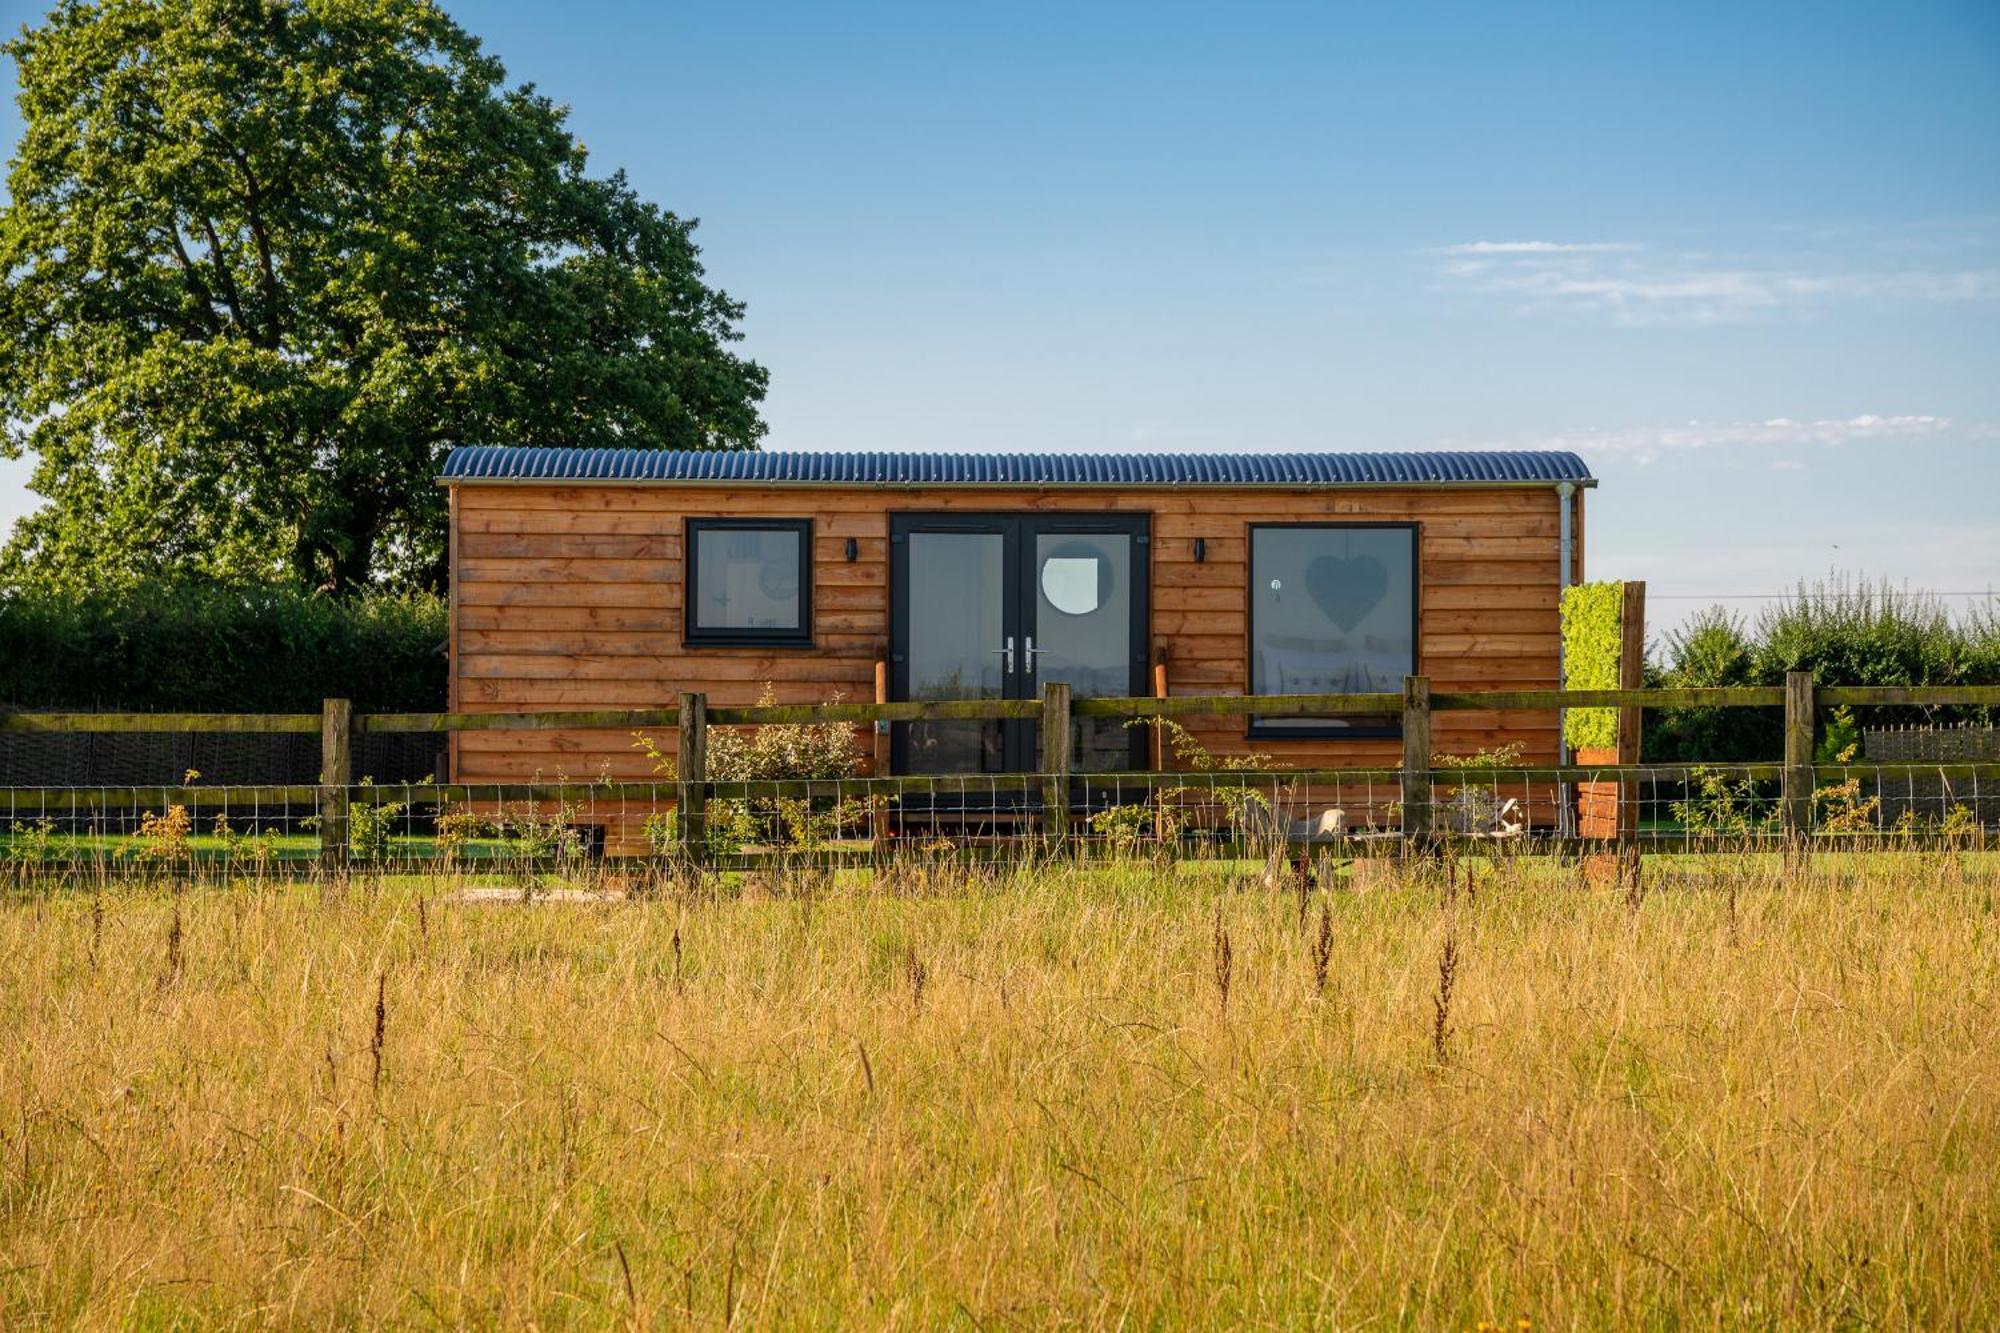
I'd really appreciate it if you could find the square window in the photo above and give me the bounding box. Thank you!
[685,519,813,646]
[1248,524,1417,738]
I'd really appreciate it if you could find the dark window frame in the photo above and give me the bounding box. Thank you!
[684,517,815,648]
[1245,521,1420,740]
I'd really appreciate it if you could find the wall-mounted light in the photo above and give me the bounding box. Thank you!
[845,537,858,562]
[1193,538,1207,563]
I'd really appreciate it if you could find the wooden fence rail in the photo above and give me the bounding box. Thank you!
[6,683,1997,736]
[4,678,1998,867]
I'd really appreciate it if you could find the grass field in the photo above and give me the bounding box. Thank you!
[3,853,1996,1327]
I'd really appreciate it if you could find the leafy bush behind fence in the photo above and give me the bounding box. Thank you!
[0,582,447,712]
[1647,580,2000,763]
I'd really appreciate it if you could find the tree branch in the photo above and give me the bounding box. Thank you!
[223,141,285,350]
[162,223,223,335]
[195,215,247,330]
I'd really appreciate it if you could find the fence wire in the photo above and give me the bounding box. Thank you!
[1,761,1993,884]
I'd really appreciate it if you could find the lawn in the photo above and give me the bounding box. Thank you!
[2,854,1996,1326]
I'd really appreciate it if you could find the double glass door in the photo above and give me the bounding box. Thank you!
[891,513,1149,777]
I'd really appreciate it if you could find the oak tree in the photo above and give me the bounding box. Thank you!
[0,0,766,590]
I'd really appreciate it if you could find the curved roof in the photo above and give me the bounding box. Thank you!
[439,446,1594,488]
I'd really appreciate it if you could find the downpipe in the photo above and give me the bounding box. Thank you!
[1556,481,1576,838]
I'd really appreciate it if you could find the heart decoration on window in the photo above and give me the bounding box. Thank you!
[1305,554,1389,632]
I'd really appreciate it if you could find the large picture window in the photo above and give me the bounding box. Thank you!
[1248,523,1417,737]
[685,518,813,646]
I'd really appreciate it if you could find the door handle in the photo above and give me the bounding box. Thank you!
[1024,636,1045,674]
[990,636,1014,674]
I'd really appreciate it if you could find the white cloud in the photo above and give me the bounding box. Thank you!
[1438,414,1958,465]
[1438,240,1638,255]
[1431,239,2000,323]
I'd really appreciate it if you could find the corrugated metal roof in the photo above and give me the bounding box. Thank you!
[439,446,1594,488]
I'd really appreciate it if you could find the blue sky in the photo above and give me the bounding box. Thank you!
[2,0,1996,631]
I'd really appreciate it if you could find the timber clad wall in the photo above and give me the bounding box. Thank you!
[448,483,1583,838]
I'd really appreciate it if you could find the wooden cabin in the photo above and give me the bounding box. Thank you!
[440,447,1593,852]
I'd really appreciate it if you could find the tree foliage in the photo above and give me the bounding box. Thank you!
[0,0,766,591]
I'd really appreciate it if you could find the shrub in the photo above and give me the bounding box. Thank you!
[635,687,870,854]
[1646,579,2000,764]
[0,580,446,711]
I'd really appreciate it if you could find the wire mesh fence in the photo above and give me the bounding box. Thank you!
[2,760,1992,885]
[5,677,1998,883]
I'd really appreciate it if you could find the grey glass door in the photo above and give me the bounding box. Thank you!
[891,514,1148,779]
[1025,526,1145,772]
[898,528,1013,774]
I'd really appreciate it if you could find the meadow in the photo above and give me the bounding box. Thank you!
[2,852,1996,1327]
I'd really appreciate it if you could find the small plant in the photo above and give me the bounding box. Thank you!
[157,901,184,991]
[636,686,870,854]
[1312,901,1333,995]
[642,804,759,862]
[212,814,282,873]
[905,946,928,1012]
[7,817,64,864]
[370,971,388,1094]
[1212,910,1233,1012]
[1812,775,1882,835]
[348,780,410,863]
[1814,705,1862,764]
[434,807,492,865]
[496,777,591,866]
[1431,927,1459,1063]
[1088,802,1166,855]
[138,805,194,865]
[1670,768,1773,839]
[1131,717,1288,843]
[1432,743,1527,770]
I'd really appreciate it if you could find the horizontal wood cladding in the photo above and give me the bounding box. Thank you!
[449,481,1577,789]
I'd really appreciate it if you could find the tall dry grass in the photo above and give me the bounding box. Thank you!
[2,853,1996,1326]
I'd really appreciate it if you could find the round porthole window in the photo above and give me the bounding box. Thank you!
[758,563,798,602]
[1040,543,1113,616]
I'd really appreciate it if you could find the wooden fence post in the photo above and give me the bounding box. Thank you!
[1041,681,1071,850]
[1616,581,1647,885]
[1784,670,1815,865]
[1401,675,1432,851]
[319,698,352,873]
[871,661,891,856]
[1150,649,1170,844]
[677,692,708,865]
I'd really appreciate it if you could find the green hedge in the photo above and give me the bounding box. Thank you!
[1560,581,1624,751]
[0,583,447,712]
[1644,581,2000,764]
